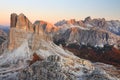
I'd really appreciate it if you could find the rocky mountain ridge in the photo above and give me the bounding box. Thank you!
[53,17,120,67]
[55,17,120,35]
[54,26,120,47]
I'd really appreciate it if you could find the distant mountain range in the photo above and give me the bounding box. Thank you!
[55,17,120,36]
[53,18,120,67]
[0,25,9,33]
[53,17,120,47]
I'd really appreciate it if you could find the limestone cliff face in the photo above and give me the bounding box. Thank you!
[11,13,34,32]
[10,13,17,28]
[53,27,120,47]
[83,17,120,35]
[16,13,34,32]
[8,28,28,50]
[55,17,120,36]
[34,20,59,33]
[53,18,120,68]
[8,13,49,51]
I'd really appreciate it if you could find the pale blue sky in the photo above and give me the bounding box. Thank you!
[0,0,120,25]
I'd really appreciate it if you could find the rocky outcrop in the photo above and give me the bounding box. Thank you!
[67,19,76,24]
[10,13,34,32]
[29,53,43,65]
[10,13,17,28]
[18,55,93,80]
[84,16,92,23]
[18,55,120,80]
[34,20,59,33]
[0,29,8,54]
[8,13,51,50]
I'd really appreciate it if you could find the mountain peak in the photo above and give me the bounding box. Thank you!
[9,13,55,50]
[84,16,92,23]
[10,13,17,28]
[10,13,34,32]
[34,20,59,33]
[67,19,76,24]
[19,13,25,16]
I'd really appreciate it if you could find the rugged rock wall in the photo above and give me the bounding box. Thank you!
[8,13,50,51]
[53,18,120,67]
[18,55,120,80]
[83,17,120,35]
[54,27,120,47]
[18,55,94,80]
[10,13,34,31]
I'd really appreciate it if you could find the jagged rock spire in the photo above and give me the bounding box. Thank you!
[84,16,92,23]
[8,13,53,50]
[10,13,17,28]
[10,13,34,32]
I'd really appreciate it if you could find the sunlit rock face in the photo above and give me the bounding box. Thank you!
[34,20,59,33]
[9,13,31,50]
[54,17,120,48]
[55,19,85,27]
[67,19,76,25]
[10,13,34,31]
[9,13,61,51]
[8,13,49,51]
[55,17,120,36]
[53,26,120,47]
[8,28,28,50]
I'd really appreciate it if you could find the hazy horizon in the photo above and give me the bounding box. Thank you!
[0,0,120,26]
